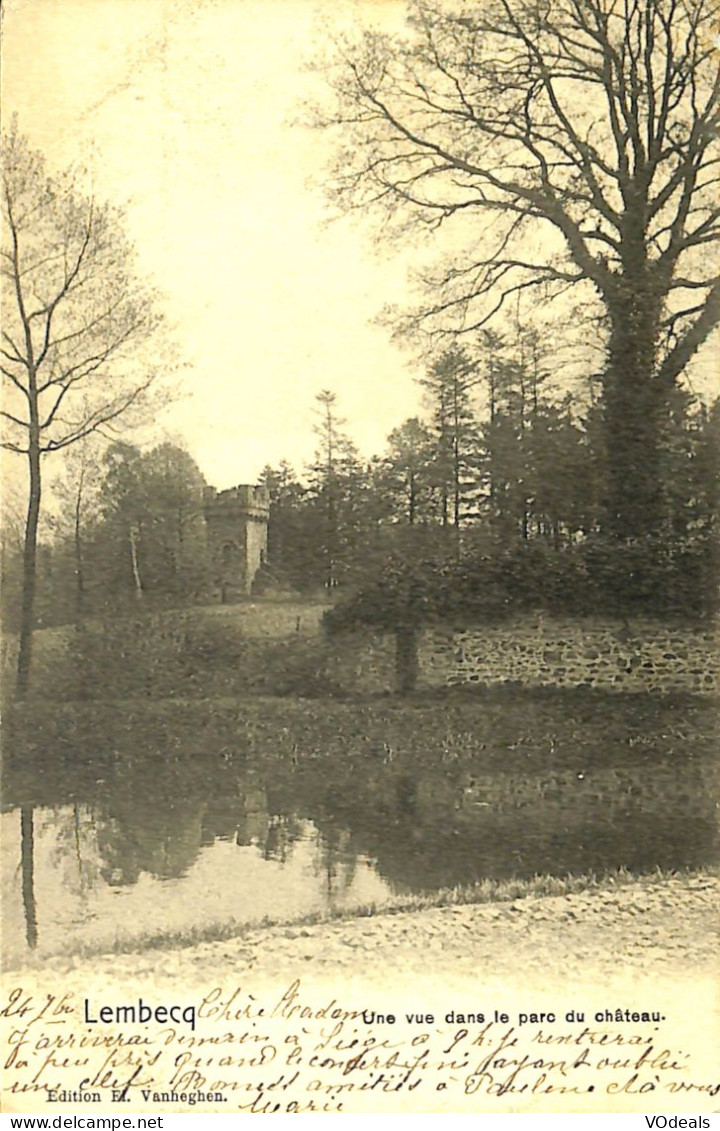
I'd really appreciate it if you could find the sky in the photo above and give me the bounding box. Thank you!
[2,0,421,489]
[2,0,718,498]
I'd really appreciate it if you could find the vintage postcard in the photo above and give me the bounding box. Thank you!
[1,0,718,1116]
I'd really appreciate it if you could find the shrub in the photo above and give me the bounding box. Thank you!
[324,531,717,633]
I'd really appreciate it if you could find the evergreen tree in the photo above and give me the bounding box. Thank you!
[372,418,436,526]
[419,350,481,531]
[305,390,371,588]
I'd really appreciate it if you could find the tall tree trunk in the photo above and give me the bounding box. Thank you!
[73,804,86,890]
[452,430,461,528]
[16,439,41,697]
[519,358,529,540]
[325,481,338,588]
[395,625,419,696]
[323,400,338,588]
[452,380,461,530]
[74,463,86,618]
[488,367,496,514]
[600,192,671,539]
[129,524,143,598]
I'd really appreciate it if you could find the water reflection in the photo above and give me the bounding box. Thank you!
[3,737,716,964]
[20,807,37,949]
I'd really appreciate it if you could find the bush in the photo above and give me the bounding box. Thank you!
[60,613,335,700]
[324,531,717,632]
[68,616,197,698]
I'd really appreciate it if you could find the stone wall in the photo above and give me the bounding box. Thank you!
[331,616,717,696]
[413,758,717,826]
[425,616,717,695]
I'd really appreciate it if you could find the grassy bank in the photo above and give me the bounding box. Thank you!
[2,602,331,701]
[6,683,715,770]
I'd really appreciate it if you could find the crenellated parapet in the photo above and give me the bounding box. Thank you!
[203,484,270,600]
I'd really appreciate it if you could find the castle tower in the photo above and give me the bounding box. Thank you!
[203,484,270,601]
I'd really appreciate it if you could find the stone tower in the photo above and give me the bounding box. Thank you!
[203,484,270,601]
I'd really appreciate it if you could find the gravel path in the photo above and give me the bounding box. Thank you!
[2,875,717,1115]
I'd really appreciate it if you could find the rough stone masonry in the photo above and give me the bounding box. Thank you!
[330,616,717,696]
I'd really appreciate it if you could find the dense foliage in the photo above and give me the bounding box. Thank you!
[5,371,715,631]
[2,442,209,629]
[324,530,717,633]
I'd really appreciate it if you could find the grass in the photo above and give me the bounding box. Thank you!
[3,598,330,696]
[6,683,715,777]
[7,595,716,705]
[16,864,716,965]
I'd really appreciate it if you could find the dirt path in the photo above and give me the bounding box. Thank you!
[2,875,717,1115]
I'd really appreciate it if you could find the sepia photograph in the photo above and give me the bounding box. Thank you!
[1,0,718,1115]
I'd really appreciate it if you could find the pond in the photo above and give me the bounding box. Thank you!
[3,722,716,966]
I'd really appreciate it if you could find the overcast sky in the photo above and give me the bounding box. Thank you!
[3,0,717,497]
[3,0,422,489]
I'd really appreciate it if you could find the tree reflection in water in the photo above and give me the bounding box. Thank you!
[5,732,717,960]
[20,807,37,949]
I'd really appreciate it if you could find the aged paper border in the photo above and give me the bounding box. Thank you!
[1,0,718,1116]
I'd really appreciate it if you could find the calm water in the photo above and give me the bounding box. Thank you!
[3,737,717,964]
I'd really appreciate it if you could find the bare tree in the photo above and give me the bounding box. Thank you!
[316,0,720,538]
[1,129,171,694]
[44,430,106,618]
